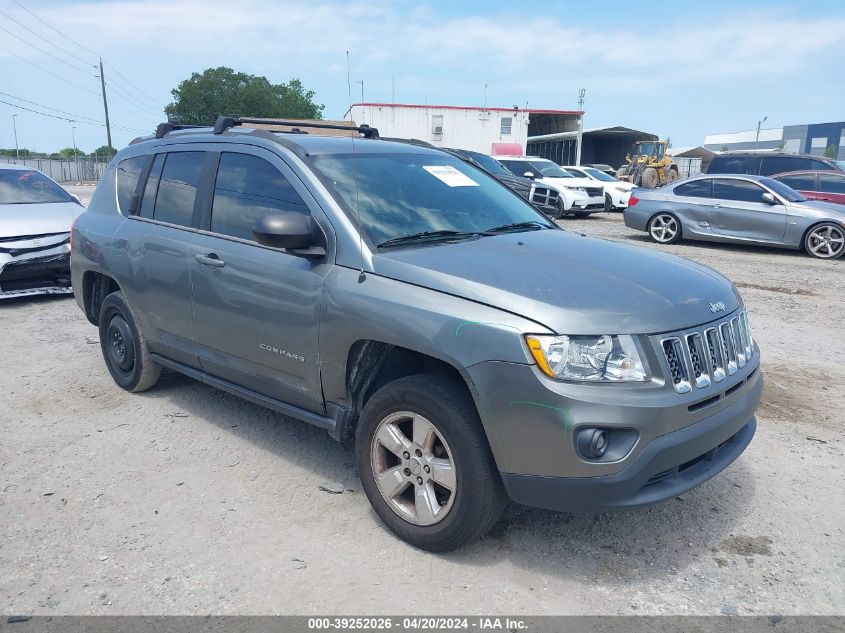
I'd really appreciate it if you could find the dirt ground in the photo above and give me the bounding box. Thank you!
[1,191,843,616]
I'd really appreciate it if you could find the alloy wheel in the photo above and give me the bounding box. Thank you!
[807,225,845,259]
[650,214,679,243]
[370,411,456,526]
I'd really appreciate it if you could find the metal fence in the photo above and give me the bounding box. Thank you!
[1,156,109,183]
[674,156,703,179]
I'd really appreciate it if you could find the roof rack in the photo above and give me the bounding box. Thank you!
[155,122,206,139]
[212,116,379,139]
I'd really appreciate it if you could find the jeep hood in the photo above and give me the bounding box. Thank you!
[372,229,741,334]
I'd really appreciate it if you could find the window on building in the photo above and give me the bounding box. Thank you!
[431,115,444,138]
[500,117,513,135]
[211,153,309,241]
[152,151,205,226]
[810,136,828,156]
[712,178,767,203]
[116,155,148,215]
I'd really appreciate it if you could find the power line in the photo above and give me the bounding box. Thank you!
[104,80,163,118]
[0,97,145,133]
[0,8,95,67]
[104,61,165,109]
[0,42,100,95]
[0,89,102,124]
[8,0,99,60]
[0,24,97,75]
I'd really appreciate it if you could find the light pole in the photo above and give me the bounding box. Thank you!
[755,116,767,149]
[71,125,79,182]
[12,114,19,160]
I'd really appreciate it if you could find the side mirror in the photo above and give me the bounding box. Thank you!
[252,212,325,259]
[761,192,779,205]
[523,171,535,180]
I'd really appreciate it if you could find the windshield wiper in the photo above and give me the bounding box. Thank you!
[377,230,482,249]
[484,220,550,234]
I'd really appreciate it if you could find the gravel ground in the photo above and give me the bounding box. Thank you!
[1,191,843,616]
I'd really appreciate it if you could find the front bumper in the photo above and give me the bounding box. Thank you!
[0,243,72,299]
[572,195,605,211]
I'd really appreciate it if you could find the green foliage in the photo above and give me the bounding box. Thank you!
[824,144,837,159]
[91,145,118,159]
[0,148,34,157]
[720,146,729,152]
[58,147,86,158]
[164,67,325,125]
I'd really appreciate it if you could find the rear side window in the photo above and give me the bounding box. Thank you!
[819,174,845,194]
[712,179,766,203]
[116,156,147,214]
[138,154,164,219]
[777,174,816,191]
[210,153,309,241]
[674,179,712,197]
[710,157,747,174]
[759,156,795,175]
[501,160,537,177]
[152,152,205,226]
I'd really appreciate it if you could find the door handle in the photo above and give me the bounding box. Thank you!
[711,203,722,208]
[195,253,225,268]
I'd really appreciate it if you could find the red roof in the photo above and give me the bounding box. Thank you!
[344,102,583,117]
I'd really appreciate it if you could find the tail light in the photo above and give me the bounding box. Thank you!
[628,195,639,207]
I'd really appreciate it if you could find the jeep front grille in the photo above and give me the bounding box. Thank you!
[661,310,754,394]
[529,185,560,209]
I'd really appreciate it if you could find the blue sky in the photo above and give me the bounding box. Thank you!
[2,0,844,154]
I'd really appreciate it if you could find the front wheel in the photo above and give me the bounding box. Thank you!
[804,223,845,259]
[648,212,682,244]
[356,374,505,552]
[554,198,567,219]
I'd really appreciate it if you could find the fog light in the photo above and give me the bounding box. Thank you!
[576,428,610,460]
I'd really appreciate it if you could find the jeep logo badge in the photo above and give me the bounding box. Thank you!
[709,301,727,314]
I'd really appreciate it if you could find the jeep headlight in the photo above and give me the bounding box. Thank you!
[566,186,587,193]
[525,334,647,382]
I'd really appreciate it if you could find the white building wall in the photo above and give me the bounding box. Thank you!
[347,104,529,154]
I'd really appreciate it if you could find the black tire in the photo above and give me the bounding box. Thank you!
[604,193,613,212]
[356,374,506,552]
[803,222,845,260]
[647,212,682,244]
[98,291,160,392]
[554,198,567,219]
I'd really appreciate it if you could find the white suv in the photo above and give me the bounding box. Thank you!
[564,165,635,211]
[495,156,605,218]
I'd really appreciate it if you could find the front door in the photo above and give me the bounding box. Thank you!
[707,178,788,243]
[189,147,328,414]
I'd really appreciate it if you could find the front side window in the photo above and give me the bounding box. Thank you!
[818,173,845,194]
[116,156,147,214]
[152,152,205,226]
[211,153,309,241]
[674,179,712,198]
[311,152,552,247]
[0,169,73,204]
[499,160,538,178]
[500,117,513,135]
[464,151,513,176]
[758,178,807,202]
[582,167,617,182]
[712,178,767,203]
[776,174,816,191]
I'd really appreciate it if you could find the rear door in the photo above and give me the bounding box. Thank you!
[114,148,208,368]
[707,178,787,242]
[817,173,845,205]
[189,146,329,413]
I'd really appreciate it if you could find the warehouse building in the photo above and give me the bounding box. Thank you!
[704,121,845,159]
[527,126,657,169]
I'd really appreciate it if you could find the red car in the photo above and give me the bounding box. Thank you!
[771,170,845,205]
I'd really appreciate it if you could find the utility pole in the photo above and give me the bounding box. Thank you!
[72,125,79,182]
[755,115,767,149]
[12,114,19,160]
[98,58,113,150]
[576,88,586,165]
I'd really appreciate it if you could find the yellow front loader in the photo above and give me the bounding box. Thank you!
[616,141,680,188]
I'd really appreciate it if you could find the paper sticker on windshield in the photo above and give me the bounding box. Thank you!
[422,165,479,187]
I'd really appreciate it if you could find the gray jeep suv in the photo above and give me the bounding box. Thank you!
[71,117,761,551]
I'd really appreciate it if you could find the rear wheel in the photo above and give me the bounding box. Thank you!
[98,292,160,392]
[554,198,567,219]
[356,374,505,552]
[804,223,844,259]
[641,167,659,189]
[667,168,681,184]
[604,193,613,212]
[648,212,682,244]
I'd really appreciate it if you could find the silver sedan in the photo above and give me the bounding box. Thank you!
[623,174,845,259]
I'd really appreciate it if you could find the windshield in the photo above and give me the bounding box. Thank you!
[636,143,661,157]
[532,160,573,178]
[760,177,808,203]
[464,151,513,177]
[310,153,553,247]
[0,169,73,205]
[834,160,845,171]
[583,167,617,182]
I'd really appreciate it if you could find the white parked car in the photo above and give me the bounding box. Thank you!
[563,165,635,211]
[0,165,83,298]
[494,156,605,218]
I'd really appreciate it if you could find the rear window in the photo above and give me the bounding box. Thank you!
[116,156,147,214]
[0,168,73,204]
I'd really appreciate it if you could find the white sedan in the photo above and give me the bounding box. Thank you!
[564,165,635,211]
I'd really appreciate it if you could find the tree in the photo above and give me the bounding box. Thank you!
[1,148,33,157]
[91,145,118,160]
[164,67,324,125]
[720,146,729,152]
[58,147,85,158]
[824,144,837,159]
